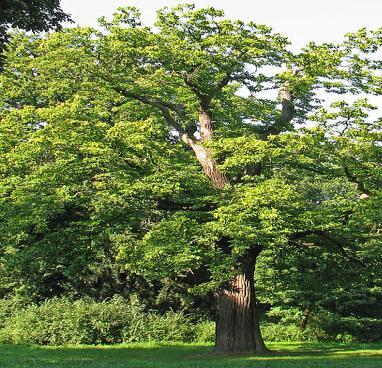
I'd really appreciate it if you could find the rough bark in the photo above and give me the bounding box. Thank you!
[214,247,269,353]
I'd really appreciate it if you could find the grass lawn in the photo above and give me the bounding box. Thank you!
[0,341,381,368]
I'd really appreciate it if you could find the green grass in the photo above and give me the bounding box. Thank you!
[0,342,381,368]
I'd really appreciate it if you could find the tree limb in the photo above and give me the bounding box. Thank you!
[116,88,188,135]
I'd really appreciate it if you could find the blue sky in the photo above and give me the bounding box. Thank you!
[61,0,382,49]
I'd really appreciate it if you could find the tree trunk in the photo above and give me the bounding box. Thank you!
[214,247,269,353]
[300,303,314,330]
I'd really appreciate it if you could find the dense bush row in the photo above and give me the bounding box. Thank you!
[0,297,214,345]
[0,297,380,345]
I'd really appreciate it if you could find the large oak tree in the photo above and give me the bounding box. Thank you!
[0,5,381,353]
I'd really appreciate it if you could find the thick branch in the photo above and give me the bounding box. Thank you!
[183,67,234,142]
[181,77,214,140]
[261,80,295,140]
[279,81,295,125]
[116,89,187,134]
[199,100,214,141]
[181,133,228,189]
[114,87,227,189]
[183,75,210,102]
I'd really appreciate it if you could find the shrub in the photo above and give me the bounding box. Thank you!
[261,323,312,342]
[0,296,145,345]
[261,314,382,343]
[0,296,204,345]
[193,321,215,343]
[0,298,29,329]
[122,310,196,343]
[310,314,382,343]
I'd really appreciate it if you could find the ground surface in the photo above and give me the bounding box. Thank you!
[0,342,381,368]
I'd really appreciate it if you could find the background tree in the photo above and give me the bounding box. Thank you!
[0,0,71,62]
[257,234,382,341]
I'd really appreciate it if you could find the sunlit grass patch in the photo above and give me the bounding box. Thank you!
[0,342,381,368]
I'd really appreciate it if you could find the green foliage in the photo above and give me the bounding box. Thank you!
[0,296,205,345]
[261,323,308,342]
[1,3,380,295]
[0,296,140,344]
[122,310,196,343]
[307,313,382,343]
[193,321,215,343]
[261,319,382,343]
[0,0,71,55]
